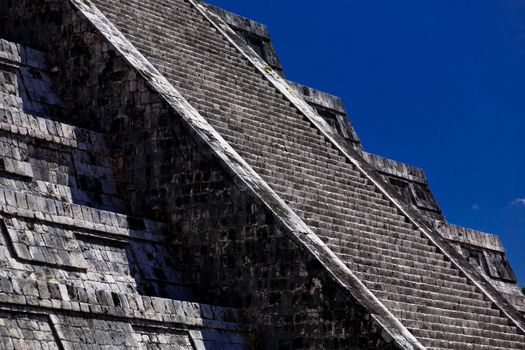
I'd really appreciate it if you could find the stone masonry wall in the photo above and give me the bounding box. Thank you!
[0,1,406,349]
[0,2,252,350]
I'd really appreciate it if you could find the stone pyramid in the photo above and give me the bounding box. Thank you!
[0,0,524,349]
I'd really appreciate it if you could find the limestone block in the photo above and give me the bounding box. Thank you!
[0,158,33,178]
[3,218,89,270]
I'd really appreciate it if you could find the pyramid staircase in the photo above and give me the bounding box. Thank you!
[85,0,525,348]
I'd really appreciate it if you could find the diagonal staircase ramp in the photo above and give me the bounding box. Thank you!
[63,0,425,348]
[70,0,525,348]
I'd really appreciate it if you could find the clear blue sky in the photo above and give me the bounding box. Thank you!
[207,0,525,286]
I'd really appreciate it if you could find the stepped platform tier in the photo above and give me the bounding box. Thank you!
[0,36,251,350]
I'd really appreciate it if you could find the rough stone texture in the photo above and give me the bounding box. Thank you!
[209,5,284,76]
[361,152,444,221]
[0,5,252,349]
[0,0,524,349]
[287,81,362,150]
[437,223,525,314]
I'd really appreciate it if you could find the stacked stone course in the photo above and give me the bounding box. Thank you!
[0,4,251,348]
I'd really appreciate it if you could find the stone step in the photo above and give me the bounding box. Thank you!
[205,108,334,150]
[295,207,419,238]
[188,83,317,124]
[218,140,377,199]
[268,185,400,232]
[325,234,443,262]
[355,271,483,301]
[270,188,397,226]
[418,338,519,350]
[115,4,260,66]
[277,181,401,218]
[281,187,409,229]
[292,196,410,233]
[150,42,280,92]
[259,170,396,216]
[172,67,304,117]
[316,220,432,250]
[342,252,462,281]
[168,74,306,127]
[382,300,509,326]
[211,120,340,168]
[151,41,270,87]
[367,282,491,310]
[348,259,470,286]
[245,151,381,196]
[208,117,343,163]
[395,310,518,335]
[190,95,342,155]
[141,44,282,106]
[327,242,451,269]
[103,2,246,60]
[414,330,525,350]
[402,318,525,343]
[212,123,347,168]
[302,212,417,244]
[245,151,386,202]
[322,229,436,255]
[292,199,415,233]
[316,222,434,255]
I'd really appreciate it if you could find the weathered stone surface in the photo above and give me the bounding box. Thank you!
[437,222,525,313]
[0,5,252,348]
[287,80,363,149]
[209,4,284,76]
[0,0,524,349]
